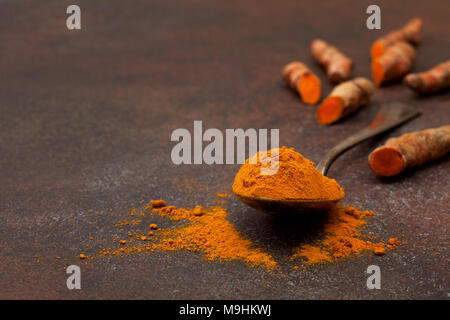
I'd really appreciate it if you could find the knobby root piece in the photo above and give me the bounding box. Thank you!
[404,60,450,94]
[371,41,416,86]
[310,39,353,84]
[317,77,375,125]
[371,18,423,59]
[282,61,322,104]
[369,125,450,177]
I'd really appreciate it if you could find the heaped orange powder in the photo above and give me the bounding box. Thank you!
[232,147,344,201]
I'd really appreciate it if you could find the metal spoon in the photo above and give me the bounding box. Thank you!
[234,102,420,213]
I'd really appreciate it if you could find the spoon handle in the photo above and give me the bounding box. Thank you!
[316,102,421,176]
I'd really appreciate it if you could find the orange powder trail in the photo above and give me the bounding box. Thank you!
[290,206,398,264]
[81,200,399,270]
[152,206,277,270]
[96,203,278,271]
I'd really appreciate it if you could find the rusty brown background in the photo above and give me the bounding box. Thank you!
[0,0,449,299]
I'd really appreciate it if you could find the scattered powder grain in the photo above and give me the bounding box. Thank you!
[151,200,166,208]
[217,193,232,198]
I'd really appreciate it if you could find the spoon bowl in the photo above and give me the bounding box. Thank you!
[234,102,420,214]
[234,192,341,214]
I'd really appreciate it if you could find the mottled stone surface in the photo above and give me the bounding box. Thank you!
[0,0,448,299]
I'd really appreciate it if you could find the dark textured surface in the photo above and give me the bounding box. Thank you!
[0,0,449,299]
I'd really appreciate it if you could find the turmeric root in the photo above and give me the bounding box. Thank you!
[317,77,375,125]
[369,125,450,177]
[282,61,321,104]
[404,60,450,94]
[371,41,416,86]
[311,39,352,84]
[371,18,422,59]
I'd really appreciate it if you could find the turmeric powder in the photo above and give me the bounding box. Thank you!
[77,195,398,268]
[291,206,395,264]
[76,149,400,269]
[152,205,278,269]
[232,147,344,201]
[371,18,423,59]
[216,193,231,198]
[369,125,450,177]
[282,61,322,104]
[373,246,386,256]
[151,200,166,207]
[311,39,353,84]
[192,205,205,216]
[317,77,375,125]
[372,41,416,86]
[404,60,450,94]
[96,203,278,270]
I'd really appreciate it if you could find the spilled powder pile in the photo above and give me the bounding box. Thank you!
[232,147,345,201]
[78,197,400,270]
[74,148,400,270]
[92,198,277,271]
[152,205,277,269]
[291,206,400,265]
